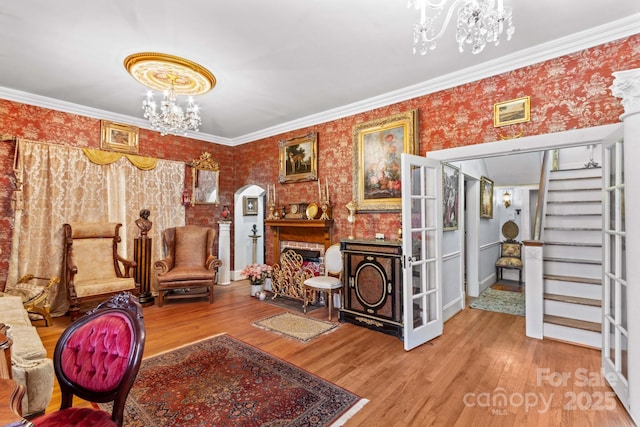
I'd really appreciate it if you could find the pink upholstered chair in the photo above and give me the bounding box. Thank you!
[32,292,145,427]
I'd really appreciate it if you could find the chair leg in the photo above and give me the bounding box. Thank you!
[327,290,333,321]
[208,285,214,304]
[158,290,164,307]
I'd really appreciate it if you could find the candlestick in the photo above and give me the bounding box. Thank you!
[317,179,321,200]
[267,184,271,204]
[325,178,329,201]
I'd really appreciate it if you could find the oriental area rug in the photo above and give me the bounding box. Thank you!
[253,312,338,343]
[100,334,366,427]
[469,287,525,316]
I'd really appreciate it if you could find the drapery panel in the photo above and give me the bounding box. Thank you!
[8,139,185,316]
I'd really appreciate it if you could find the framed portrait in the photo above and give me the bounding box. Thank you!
[494,96,530,127]
[100,120,139,153]
[352,109,418,212]
[279,132,317,183]
[442,163,460,231]
[480,176,494,219]
[243,196,258,216]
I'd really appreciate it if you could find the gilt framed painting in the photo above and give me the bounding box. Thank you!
[278,132,318,183]
[352,110,418,212]
[480,176,494,219]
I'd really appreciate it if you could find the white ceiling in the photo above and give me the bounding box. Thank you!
[0,1,639,146]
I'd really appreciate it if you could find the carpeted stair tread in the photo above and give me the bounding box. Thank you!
[544,315,601,332]
[543,293,601,307]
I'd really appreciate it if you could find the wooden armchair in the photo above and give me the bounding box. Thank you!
[63,223,138,321]
[2,275,59,326]
[154,225,222,307]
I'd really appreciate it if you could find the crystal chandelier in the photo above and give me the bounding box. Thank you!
[142,77,201,136]
[408,0,515,55]
[124,53,216,136]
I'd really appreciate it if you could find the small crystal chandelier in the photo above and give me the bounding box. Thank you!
[142,77,201,136]
[408,0,515,55]
[124,53,216,136]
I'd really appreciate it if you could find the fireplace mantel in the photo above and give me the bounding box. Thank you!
[265,219,334,263]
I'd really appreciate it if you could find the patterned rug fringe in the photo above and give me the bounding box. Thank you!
[330,398,369,426]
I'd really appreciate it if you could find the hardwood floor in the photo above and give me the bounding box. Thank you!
[35,282,635,426]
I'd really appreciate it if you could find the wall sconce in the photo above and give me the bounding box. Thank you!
[503,191,511,208]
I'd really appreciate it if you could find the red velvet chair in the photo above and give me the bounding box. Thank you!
[32,292,145,427]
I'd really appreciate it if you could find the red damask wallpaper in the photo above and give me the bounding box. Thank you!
[0,34,639,285]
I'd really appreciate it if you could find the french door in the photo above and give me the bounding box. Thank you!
[401,153,443,351]
[602,130,629,409]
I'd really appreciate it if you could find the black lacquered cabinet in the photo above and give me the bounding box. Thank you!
[340,239,403,338]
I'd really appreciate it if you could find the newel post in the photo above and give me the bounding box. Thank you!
[523,240,544,339]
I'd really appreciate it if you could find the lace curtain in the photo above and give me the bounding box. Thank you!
[8,139,186,316]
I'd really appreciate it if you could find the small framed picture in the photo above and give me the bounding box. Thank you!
[100,120,139,153]
[243,196,258,216]
[494,96,530,127]
[480,176,494,219]
[442,163,460,231]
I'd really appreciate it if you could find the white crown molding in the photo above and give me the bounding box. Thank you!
[2,13,639,147]
[0,86,236,146]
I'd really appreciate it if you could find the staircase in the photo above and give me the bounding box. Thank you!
[541,167,603,348]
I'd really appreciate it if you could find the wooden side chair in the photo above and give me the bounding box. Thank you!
[32,292,145,427]
[495,220,523,285]
[302,244,343,320]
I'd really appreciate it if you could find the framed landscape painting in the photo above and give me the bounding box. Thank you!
[352,110,418,212]
[442,163,460,231]
[278,132,318,183]
[480,176,494,219]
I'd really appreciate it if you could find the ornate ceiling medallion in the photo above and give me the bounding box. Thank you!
[123,52,216,95]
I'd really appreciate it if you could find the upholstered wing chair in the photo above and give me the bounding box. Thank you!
[63,223,139,321]
[154,225,222,307]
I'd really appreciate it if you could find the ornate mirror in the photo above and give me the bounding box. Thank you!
[191,152,220,205]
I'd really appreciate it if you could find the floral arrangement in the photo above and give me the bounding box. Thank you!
[241,263,273,283]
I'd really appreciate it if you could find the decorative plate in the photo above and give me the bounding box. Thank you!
[306,203,318,219]
[502,220,519,240]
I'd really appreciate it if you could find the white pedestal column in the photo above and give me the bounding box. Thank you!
[218,221,232,285]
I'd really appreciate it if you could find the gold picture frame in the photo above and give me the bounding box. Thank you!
[352,109,418,212]
[191,152,220,205]
[243,196,258,216]
[279,132,318,183]
[494,96,530,127]
[100,120,139,153]
[480,176,494,219]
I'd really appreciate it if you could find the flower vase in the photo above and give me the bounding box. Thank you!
[250,280,264,297]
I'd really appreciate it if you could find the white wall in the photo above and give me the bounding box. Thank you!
[232,185,266,281]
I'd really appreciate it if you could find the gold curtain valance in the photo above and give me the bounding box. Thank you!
[82,148,157,170]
